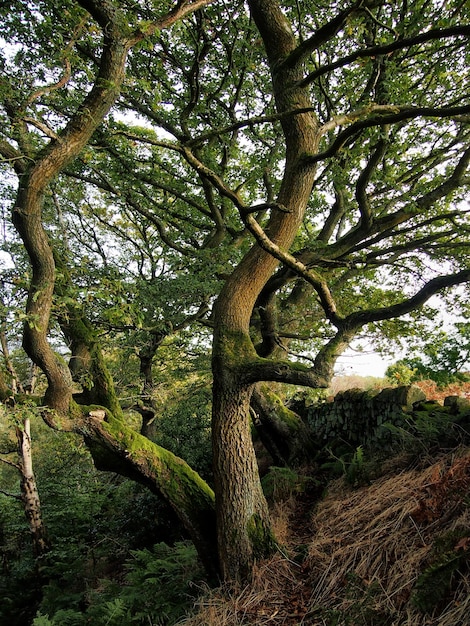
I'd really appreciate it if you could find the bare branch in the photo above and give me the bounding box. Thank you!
[347,269,470,326]
[281,3,359,69]
[355,134,388,230]
[26,50,72,107]
[186,107,316,147]
[25,14,89,107]
[0,456,20,471]
[319,104,399,135]
[348,210,469,261]
[181,146,245,209]
[0,488,22,500]
[186,102,470,152]
[112,129,179,151]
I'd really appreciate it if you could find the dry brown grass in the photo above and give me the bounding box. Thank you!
[306,448,470,625]
[178,553,308,625]
[179,449,470,625]
[270,498,296,546]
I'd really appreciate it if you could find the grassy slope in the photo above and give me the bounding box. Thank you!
[179,449,470,625]
[179,380,470,626]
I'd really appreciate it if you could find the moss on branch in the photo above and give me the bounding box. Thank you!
[81,411,219,578]
[215,328,326,387]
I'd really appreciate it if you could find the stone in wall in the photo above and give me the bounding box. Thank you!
[306,385,426,450]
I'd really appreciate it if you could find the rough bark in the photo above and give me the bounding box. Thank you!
[11,3,130,415]
[137,332,166,438]
[0,369,9,401]
[211,0,323,581]
[211,376,275,582]
[58,299,123,419]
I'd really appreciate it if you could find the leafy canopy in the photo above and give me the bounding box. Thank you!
[0,0,469,395]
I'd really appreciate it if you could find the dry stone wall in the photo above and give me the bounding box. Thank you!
[305,385,470,450]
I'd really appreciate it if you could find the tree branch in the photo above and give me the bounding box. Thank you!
[355,134,388,230]
[244,213,343,325]
[304,105,470,165]
[0,488,22,500]
[127,0,216,45]
[347,210,469,261]
[22,117,59,141]
[346,269,470,326]
[0,140,29,175]
[25,12,85,106]
[319,104,399,135]
[298,25,470,88]
[240,356,330,388]
[11,1,215,416]
[281,2,360,69]
[181,146,245,209]
[0,456,20,471]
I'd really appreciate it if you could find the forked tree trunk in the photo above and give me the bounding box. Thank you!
[211,0,321,581]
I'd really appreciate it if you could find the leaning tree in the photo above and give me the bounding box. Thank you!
[1,0,470,581]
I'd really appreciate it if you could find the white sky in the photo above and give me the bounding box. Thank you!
[335,348,391,378]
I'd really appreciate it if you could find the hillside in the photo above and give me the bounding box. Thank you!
[178,382,470,625]
[180,448,470,625]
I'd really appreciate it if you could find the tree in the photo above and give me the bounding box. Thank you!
[1,297,49,564]
[1,0,469,582]
[14,410,51,559]
[387,321,470,386]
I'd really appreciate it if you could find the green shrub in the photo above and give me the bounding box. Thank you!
[320,445,374,487]
[411,528,470,614]
[261,466,316,501]
[153,387,213,481]
[383,402,469,452]
[35,541,204,626]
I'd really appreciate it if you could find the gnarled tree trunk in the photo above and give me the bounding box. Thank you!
[211,0,323,581]
[7,0,221,580]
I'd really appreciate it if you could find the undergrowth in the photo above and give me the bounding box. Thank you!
[33,541,205,626]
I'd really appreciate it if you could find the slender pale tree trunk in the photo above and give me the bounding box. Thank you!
[16,417,50,558]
